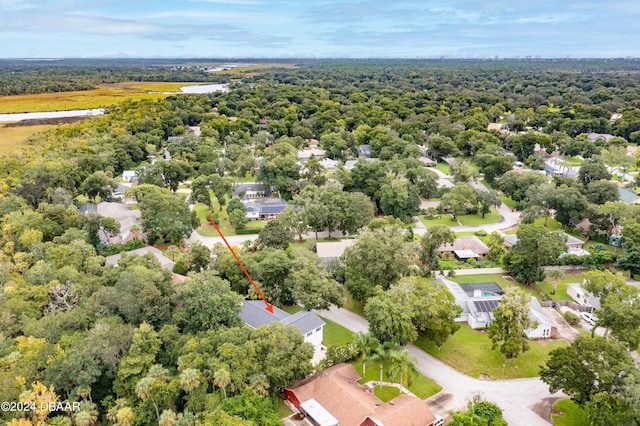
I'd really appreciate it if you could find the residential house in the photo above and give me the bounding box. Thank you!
[316,240,356,263]
[419,156,437,166]
[232,183,269,199]
[344,158,378,171]
[167,136,184,143]
[503,232,585,251]
[569,218,592,233]
[306,139,320,148]
[298,147,326,162]
[96,202,146,245]
[122,170,137,183]
[438,236,489,260]
[487,123,506,132]
[586,133,615,143]
[567,284,600,310]
[618,187,640,204]
[543,157,579,178]
[437,276,558,338]
[285,363,443,426]
[243,197,288,220]
[319,158,339,169]
[239,300,325,354]
[105,246,175,271]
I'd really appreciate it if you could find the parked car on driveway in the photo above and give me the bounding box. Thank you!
[580,312,597,326]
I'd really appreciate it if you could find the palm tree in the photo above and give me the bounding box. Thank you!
[546,269,565,295]
[388,349,418,394]
[370,342,396,389]
[352,332,379,377]
[247,373,270,397]
[179,368,202,393]
[214,367,231,399]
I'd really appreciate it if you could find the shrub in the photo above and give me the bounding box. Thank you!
[319,344,357,369]
[474,230,488,237]
[563,311,580,327]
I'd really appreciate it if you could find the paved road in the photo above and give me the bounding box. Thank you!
[316,306,563,426]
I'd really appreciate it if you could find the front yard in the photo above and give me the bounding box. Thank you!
[415,324,567,379]
[419,208,501,227]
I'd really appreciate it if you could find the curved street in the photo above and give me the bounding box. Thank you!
[315,305,563,426]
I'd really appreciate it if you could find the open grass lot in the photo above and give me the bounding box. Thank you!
[350,357,442,399]
[194,202,267,237]
[277,398,293,418]
[419,209,501,227]
[374,385,401,402]
[0,123,57,154]
[415,325,567,379]
[552,399,588,426]
[0,82,197,113]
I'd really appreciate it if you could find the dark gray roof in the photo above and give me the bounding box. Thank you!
[470,299,500,314]
[281,311,326,335]
[238,301,325,335]
[261,204,287,214]
[79,202,97,214]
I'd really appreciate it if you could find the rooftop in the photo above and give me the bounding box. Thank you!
[316,240,356,259]
[239,300,324,335]
[104,246,175,271]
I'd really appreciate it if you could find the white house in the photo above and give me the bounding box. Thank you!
[437,276,558,338]
[122,170,137,183]
[567,284,601,309]
[238,300,325,354]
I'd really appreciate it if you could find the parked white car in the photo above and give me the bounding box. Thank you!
[580,312,598,326]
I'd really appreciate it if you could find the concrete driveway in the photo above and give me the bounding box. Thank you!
[316,306,563,425]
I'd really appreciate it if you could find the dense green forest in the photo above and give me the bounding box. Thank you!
[2,59,640,424]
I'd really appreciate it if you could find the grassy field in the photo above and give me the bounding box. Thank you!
[552,399,588,426]
[415,325,567,379]
[194,201,267,237]
[0,82,197,113]
[374,385,401,402]
[537,271,592,301]
[350,357,442,399]
[419,209,501,227]
[0,123,57,154]
[435,162,451,175]
[343,292,366,317]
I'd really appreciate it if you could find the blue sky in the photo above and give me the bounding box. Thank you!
[1,0,638,58]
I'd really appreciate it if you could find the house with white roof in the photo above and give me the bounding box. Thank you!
[239,300,325,354]
[122,170,137,183]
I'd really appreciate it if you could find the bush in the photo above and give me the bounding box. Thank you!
[172,260,189,275]
[474,230,488,237]
[319,344,357,369]
[563,311,580,327]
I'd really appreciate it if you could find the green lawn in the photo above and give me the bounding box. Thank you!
[277,398,293,418]
[415,325,567,379]
[374,385,401,402]
[500,196,517,209]
[283,305,355,347]
[532,216,563,230]
[350,357,442,399]
[456,209,501,226]
[194,202,267,237]
[537,271,592,301]
[435,162,451,175]
[419,209,501,227]
[552,399,588,426]
[344,292,366,317]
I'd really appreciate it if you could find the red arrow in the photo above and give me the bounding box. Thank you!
[207,215,273,313]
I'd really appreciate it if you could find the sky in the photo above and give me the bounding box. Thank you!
[0,0,638,59]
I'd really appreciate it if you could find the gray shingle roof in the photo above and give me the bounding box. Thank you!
[238,300,325,335]
[281,311,326,335]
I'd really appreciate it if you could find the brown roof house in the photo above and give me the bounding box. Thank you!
[438,236,489,260]
[285,363,442,426]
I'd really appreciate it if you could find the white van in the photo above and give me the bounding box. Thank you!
[580,312,597,326]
